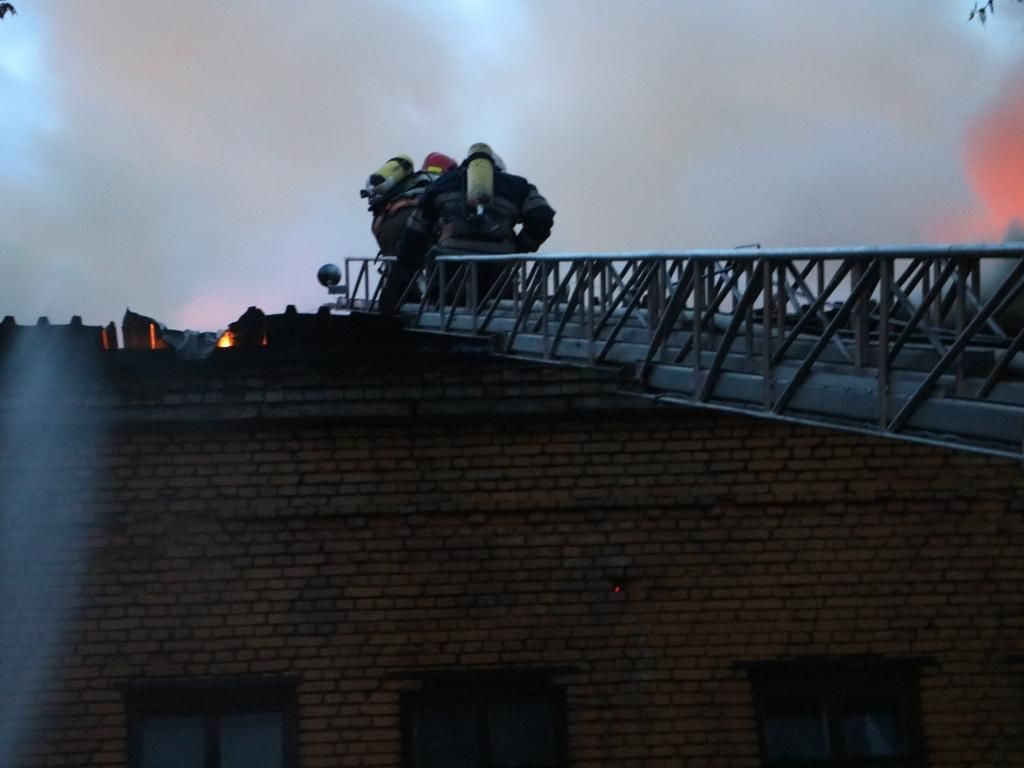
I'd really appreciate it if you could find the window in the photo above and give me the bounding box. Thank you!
[403,678,566,768]
[124,680,297,768]
[751,665,922,767]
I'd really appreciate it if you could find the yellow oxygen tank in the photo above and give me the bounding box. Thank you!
[465,143,496,213]
[362,155,414,202]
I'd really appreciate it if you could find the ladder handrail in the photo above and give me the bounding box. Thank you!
[327,245,1024,458]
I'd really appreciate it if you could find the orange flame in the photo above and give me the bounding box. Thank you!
[216,331,235,348]
[147,323,168,351]
[966,85,1024,238]
[936,74,1024,242]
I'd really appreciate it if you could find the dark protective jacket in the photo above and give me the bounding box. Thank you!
[369,171,437,256]
[400,167,555,264]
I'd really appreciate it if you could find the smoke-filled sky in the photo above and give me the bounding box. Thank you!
[2,1,1024,330]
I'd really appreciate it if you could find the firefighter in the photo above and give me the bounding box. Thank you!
[364,152,457,309]
[396,143,555,308]
[363,153,457,257]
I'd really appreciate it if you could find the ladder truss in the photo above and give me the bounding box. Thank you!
[328,246,1024,458]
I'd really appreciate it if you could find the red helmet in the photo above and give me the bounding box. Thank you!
[421,152,457,175]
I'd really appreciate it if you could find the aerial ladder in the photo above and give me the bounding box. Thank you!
[321,245,1024,459]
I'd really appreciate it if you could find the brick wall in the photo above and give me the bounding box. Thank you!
[3,352,1023,767]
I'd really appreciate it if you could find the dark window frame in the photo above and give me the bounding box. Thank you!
[750,665,924,768]
[123,678,299,768]
[402,675,568,768]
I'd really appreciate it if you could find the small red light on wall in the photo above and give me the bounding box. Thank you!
[612,584,623,594]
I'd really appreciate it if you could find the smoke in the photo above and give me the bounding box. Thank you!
[0,330,107,760]
[1,1,1021,327]
[1005,219,1024,242]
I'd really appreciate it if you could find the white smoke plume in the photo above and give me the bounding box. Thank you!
[0,330,107,760]
[0,1,1022,329]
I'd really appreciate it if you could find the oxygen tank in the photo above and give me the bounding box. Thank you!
[465,143,496,214]
[361,155,414,205]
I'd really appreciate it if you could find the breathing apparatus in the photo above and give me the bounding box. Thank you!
[458,143,511,242]
[360,155,414,209]
[464,143,501,217]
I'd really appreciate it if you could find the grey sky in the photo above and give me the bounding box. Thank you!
[1,1,1023,330]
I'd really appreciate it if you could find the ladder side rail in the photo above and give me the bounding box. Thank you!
[599,262,609,314]
[895,257,925,292]
[437,260,447,328]
[964,288,1008,338]
[365,259,382,310]
[710,259,726,314]
[745,262,756,360]
[506,261,547,350]
[414,263,437,325]
[468,262,479,332]
[586,259,597,363]
[770,260,854,367]
[776,259,787,347]
[986,265,1024,326]
[890,257,1024,432]
[350,259,369,307]
[732,259,746,311]
[783,260,853,363]
[370,267,386,312]
[550,262,589,358]
[395,265,424,309]
[763,260,776,407]
[698,263,766,403]
[441,265,472,333]
[693,259,705,392]
[938,258,980,330]
[639,261,697,380]
[772,260,880,415]
[594,259,646,337]
[603,260,628,294]
[878,256,893,426]
[955,257,969,393]
[968,257,1002,338]
[850,261,869,370]
[475,263,519,333]
[978,325,1024,399]
[935,254,1005,338]
[597,263,658,363]
[541,261,550,357]
[885,256,932,335]
[531,260,579,333]
[645,259,668,339]
[887,280,946,357]
[888,258,958,364]
[673,260,747,364]
[896,257,931,311]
